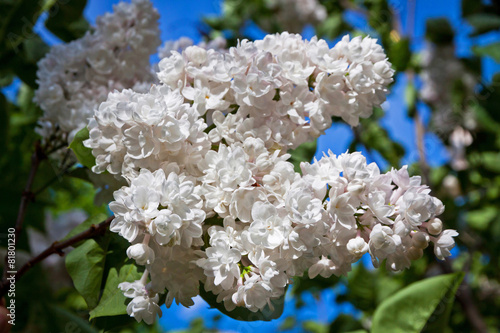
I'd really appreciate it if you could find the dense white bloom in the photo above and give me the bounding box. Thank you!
[248,202,290,249]
[154,32,394,152]
[63,15,453,322]
[107,147,455,322]
[35,0,161,145]
[197,240,241,290]
[85,85,210,179]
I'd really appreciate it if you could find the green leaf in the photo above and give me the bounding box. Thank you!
[69,126,95,169]
[45,0,89,42]
[388,38,411,72]
[61,213,107,243]
[48,305,98,333]
[473,42,500,62]
[404,82,417,118]
[199,284,286,321]
[371,272,464,333]
[289,140,317,172]
[89,263,142,320]
[425,18,454,45]
[66,238,109,309]
[467,14,500,36]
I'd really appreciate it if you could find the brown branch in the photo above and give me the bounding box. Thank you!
[0,216,114,298]
[2,142,47,280]
[412,98,488,332]
[415,111,431,185]
[438,259,488,333]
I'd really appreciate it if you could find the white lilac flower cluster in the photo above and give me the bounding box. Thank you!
[85,33,395,183]
[35,0,161,145]
[111,150,457,324]
[81,28,457,324]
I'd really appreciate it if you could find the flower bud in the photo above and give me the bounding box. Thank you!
[412,231,430,249]
[407,246,423,261]
[127,243,155,265]
[347,237,369,257]
[427,218,443,235]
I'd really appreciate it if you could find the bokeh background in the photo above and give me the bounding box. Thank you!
[2,0,500,332]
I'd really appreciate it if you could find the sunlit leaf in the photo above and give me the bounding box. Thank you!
[371,273,464,333]
[89,263,142,319]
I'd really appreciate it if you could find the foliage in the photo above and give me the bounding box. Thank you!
[1,0,500,332]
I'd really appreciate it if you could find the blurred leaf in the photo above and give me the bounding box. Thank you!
[45,0,90,42]
[0,71,13,87]
[405,82,417,118]
[329,314,363,333]
[425,18,454,45]
[371,273,464,333]
[289,140,317,172]
[279,316,297,331]
[340,264,376,313]
[69,126,95,169]
[358,121,404,167]
[0,33,50,88]
[467,14,500,36]
[303,321,328,333]
[0,93,8,155]
[317,14,343,39]
[291,274,340,299]
[476,152,500,172]
[388,38,411,72]
[92,314,138,332]
[66,237,109,309]
[466,206,497,230]
[0,0,54,54]
[461,0,484,18]
[49,304,98,333]
[89,263,142,319]
[199,284,286,321]
[473,42,500,62]
[67,166,93,183]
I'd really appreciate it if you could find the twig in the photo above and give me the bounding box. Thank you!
[2,142,47,280]
[438,259,488,333]
[413,100,488,333]
[414,112,431,185]
[32,161,76,197]
[0,216,114,298]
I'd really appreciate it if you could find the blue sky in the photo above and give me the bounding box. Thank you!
[3,0,500,331]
